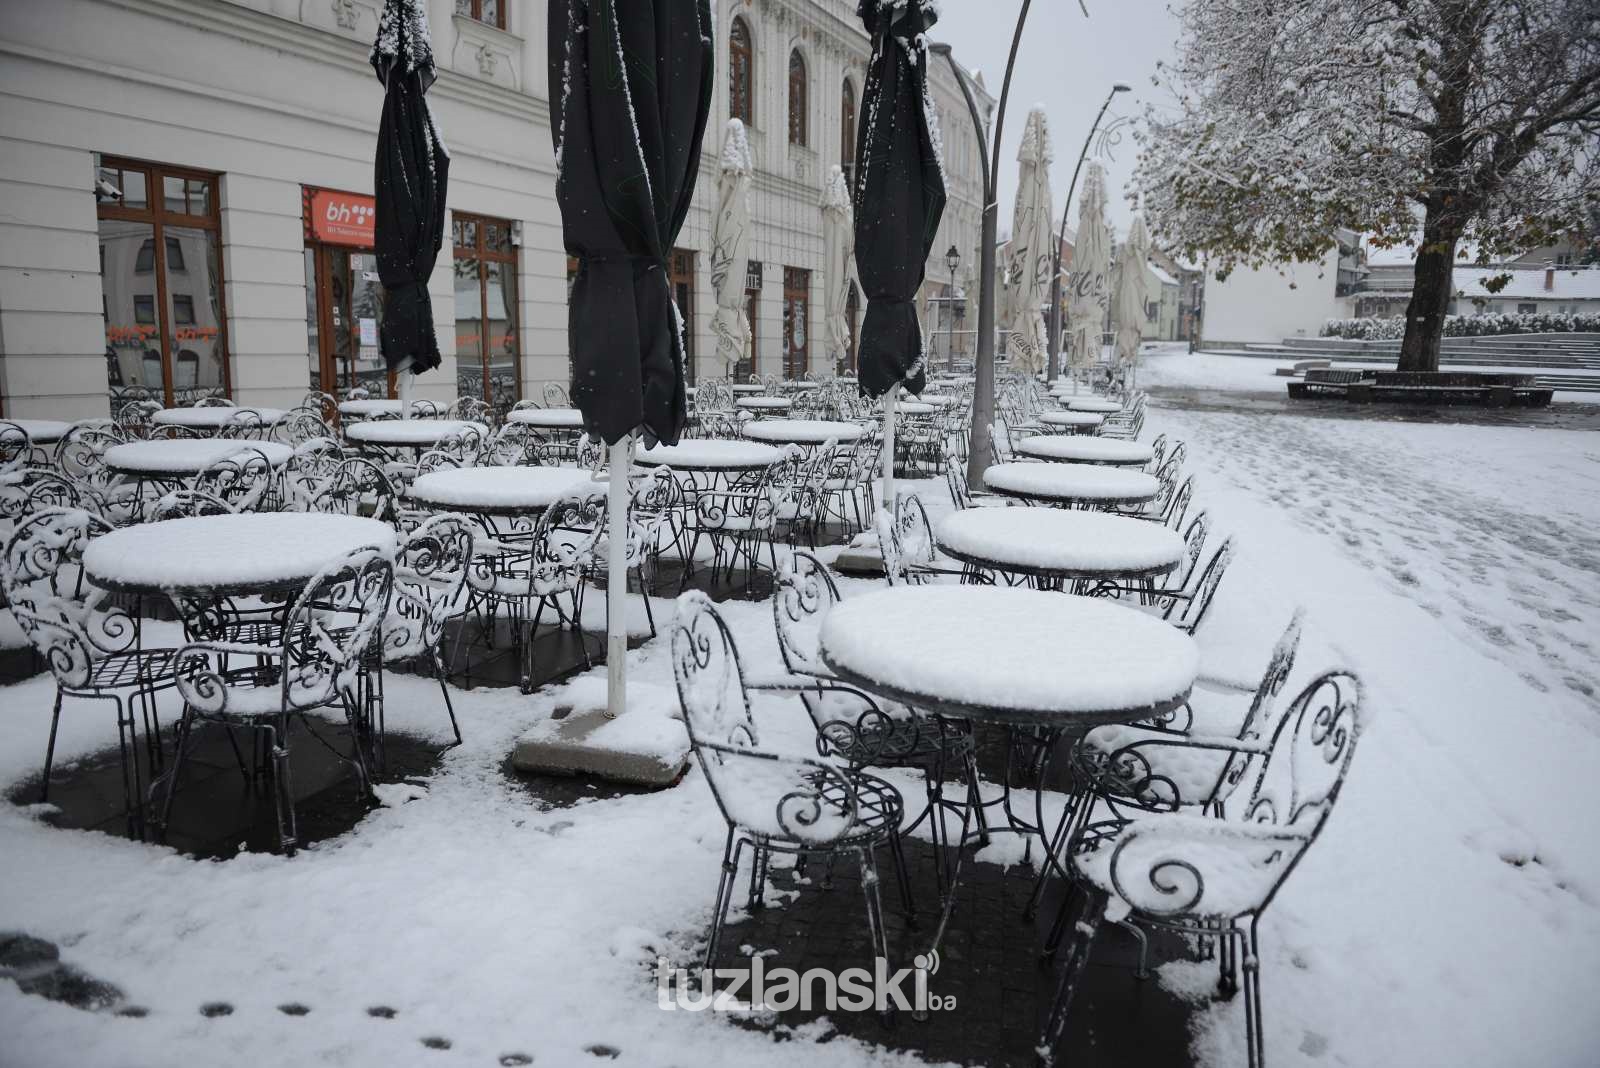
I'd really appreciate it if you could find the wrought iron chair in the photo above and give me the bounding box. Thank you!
[941,442,1008,510]
[680,453,790,592]
[283,437,348,510]
[1039,669,1363,1068]
[159,544,395,855]
[299,457,402,526]
[1,508,183,837]
[460,489,601,693]
[485,423,541,467]
[193,396,234,408]
[542,382,571,408]
[672,591,913,982]
[1156,537,1234,634]
[274,405,338,447]
[1,466,102,524]
[217,407,267,440]
[877,494,957,586]
[817,429,881,536]
[192,446,280,513]
[53,421,136,523]
[447,396,490,424]
[771,551,980,894]
[773,439,835,548]
[1,420,33,473]
[114,400,163,441]
[363,514,475,754]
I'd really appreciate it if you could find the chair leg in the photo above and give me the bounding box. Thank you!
[109,694,143,840]
[154,705,198,835]
[1218,917,1239,996]
[1036,887,1105,1067]
[705,830,744,972]
[747,843,769,911]
[856,847,894,1024]
[1242,919,1265,1068]
[432,651,463,748]
[265,719,298,856]
[39,689,64,804]
[887,826,917,924]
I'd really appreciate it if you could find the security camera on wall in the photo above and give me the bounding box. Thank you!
[94,177,124,202]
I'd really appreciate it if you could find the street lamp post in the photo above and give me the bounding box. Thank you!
[944,244,960,373]
[930,5,1033,489]
[1047,82,1130,381]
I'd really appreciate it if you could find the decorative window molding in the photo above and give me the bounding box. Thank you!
[451,13,522,91]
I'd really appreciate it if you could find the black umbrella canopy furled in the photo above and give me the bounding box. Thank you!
[549,0,714,446]
[853,0,948,399]
[371,0,449,378]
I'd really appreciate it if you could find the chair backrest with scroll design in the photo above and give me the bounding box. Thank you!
[383,513,474,663]
[1,507,131,690]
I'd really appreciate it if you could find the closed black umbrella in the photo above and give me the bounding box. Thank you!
[853,0,948,399]
[548,0,714,446]
[371,0,449,381]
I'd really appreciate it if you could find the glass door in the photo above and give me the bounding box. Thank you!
[307,245,386,397]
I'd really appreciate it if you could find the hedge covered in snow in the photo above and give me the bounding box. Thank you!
[1321,313,1600,340]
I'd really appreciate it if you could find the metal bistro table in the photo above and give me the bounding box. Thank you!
[734,396,793,417]
[740,418,865,449]
[1014,436,1154,467]
[936,508,1183,591]
[506,406,585,430]
[634,438,782,480]
[982,461,1160,509]
[103,439,295,515]
[1063,397,1123,414]
[1037,410,1104,434]
[150,405,287,434]
[818,585,1198,1029]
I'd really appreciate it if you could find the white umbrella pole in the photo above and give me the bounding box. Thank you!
[605,433,631,718]
[880,390,897,513]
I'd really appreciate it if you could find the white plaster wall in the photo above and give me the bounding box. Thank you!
[1201,247,1351,347]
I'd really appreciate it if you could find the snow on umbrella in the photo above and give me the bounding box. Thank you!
[1068,162,1110,375]
[549,0,713,721]
[1113,212,1151,378]
[371,0,449,392]
[1005,106,1054,376]
[821,164,855,375]
[709,119,753,376]
[853,0,947,400]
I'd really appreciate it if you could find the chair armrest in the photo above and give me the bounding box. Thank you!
[693,738,864,846]
[1103,815,1311,919]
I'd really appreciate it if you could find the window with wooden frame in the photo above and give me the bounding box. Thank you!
[840,78,857,182]
[729,16,754,125]
[788,50,808,147]
[452,211,522,417]
[782,266,810,379]
[95,154,229,408]
[669,247,697,385]
[454,0,506,31]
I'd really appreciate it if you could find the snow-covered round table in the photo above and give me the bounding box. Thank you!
[1038,410,1105,433]
[84,512,397,597]
[982,462,1159,508]
[936,509,1183,585]
[4,419,72,445]
[506,407,585,430]
[150,405,286,431]
[1015,437,1154,467]
[1063,397,1123,414]
[894,401,938,417]
[103,439,294,478]
[730,384,768,395]
[820,585,1198,726]
[345,419,489,449]
[735,396,793,415]
[634,439,783,472]
[409,466,597,516]
[337,398,452,419]
[740,419,865,446]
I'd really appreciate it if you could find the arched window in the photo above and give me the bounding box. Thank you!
[729,17,753,125]
[840,78,857,180]
[788,50,808,146]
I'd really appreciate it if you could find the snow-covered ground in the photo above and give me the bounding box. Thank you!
[3,371,1600,1066]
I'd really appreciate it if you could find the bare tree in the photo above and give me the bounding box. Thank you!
[1137,0,1600,371]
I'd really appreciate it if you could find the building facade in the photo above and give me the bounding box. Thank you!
[0,0,992,420]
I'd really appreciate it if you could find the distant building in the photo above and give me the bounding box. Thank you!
[1199,232,1361,348]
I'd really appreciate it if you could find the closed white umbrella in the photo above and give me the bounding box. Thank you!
[1005,106,1053,376]
[1067,162,1111,380]
[820,164,855,375]
[1113,212,1151,387]
[709,118,753,375]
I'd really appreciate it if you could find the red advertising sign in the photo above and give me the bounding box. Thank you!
[305,187,376,248]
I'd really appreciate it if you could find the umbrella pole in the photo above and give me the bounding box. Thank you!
[606,433,631,719]
[880,390,897,514]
